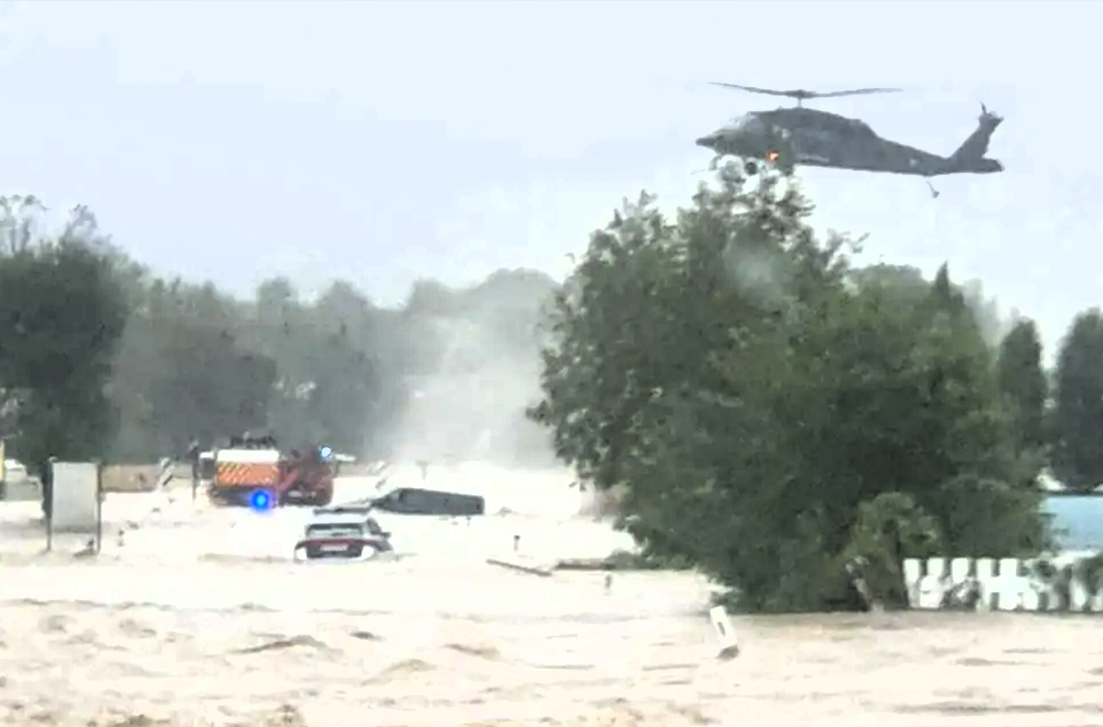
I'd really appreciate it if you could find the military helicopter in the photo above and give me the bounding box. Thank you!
[696,83,1004,197]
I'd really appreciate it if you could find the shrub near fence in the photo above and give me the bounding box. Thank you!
[904,555,1103,613]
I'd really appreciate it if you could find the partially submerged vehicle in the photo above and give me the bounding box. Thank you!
[370,486,485,516]
[294,505,393,560]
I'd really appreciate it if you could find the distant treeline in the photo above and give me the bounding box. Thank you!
[0,195,557,469]
[3,189,1103,499]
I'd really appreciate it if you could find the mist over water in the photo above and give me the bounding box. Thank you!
[389,273,559,470]
[394,321,551,467]
[368,271,580,518]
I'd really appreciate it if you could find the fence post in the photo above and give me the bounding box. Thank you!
[44,456,57,553]
[94,459,103,554]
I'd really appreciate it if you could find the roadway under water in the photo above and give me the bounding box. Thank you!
[0,467,1100,726]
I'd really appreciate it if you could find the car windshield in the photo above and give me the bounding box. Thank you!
[306,521,364,537]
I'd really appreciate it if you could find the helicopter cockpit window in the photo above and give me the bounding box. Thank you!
[726,114,764,134]
[847,119,874,137]
[816,114,873,138]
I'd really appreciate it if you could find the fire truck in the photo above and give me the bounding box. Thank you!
[204,433,337,508]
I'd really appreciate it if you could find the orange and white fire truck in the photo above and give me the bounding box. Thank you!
[204,433,336,508]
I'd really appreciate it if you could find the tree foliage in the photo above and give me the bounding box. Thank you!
[1051,309,1103,492]
[530,165,1047,612]
[5,169,1096,613]
[0,201,128,469]
[0,198,557,469]
[996,318,1047,456]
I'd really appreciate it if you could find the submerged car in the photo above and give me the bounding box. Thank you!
[370,486,485,516]
[295,507,393,560]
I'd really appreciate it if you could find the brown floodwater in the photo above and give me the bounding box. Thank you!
[1,478,1100,726]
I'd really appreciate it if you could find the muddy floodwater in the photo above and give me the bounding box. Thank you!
[1,475,1102,726]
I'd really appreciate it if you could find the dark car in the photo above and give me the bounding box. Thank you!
[370,487,485,516]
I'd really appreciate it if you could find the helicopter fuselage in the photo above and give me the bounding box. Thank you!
[696,107,1002,177]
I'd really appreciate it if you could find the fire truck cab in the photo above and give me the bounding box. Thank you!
[278,445,335,507]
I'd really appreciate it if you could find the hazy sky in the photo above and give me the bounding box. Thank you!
[0,1,1093,355]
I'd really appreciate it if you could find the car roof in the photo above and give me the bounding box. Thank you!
[314,504,373,515]
[310,512,370,525]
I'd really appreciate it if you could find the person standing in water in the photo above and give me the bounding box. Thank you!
[186,439,200,502]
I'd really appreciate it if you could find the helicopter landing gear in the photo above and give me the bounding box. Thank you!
[924,179,940,199]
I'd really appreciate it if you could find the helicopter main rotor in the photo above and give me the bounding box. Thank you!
[708,82,902,107]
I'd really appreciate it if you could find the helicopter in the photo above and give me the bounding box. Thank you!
[695,83,1004,197]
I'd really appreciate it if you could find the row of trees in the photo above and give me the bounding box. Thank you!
[1,184,1099,488]
[3,172,1103,614]
[0,195,557,470]
[992,306,1103,494]
[527,164,1103,611]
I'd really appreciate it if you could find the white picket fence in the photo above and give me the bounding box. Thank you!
[903,555,1103,612]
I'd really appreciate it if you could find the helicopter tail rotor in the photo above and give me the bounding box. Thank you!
[979,102,1003,124]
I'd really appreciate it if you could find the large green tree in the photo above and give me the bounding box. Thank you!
[0,201,129,469]
[1051,309,1103,492]
[530,165,1045,612]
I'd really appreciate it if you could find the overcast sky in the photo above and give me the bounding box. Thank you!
[0,0,1093,355]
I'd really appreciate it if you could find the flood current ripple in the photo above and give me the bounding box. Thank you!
[0,478,1101,726]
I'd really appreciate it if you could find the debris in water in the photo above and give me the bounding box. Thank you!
[263,704,307,727]
[73,539,96,558]
[349,630,381,641]
[231,635,334,655]
[444,642,500,659]
[717,643,740,660]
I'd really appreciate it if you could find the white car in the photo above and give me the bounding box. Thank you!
[295,508,393,560]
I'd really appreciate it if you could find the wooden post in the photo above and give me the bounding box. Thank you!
[94,459,103,554]
[44,456,56,553]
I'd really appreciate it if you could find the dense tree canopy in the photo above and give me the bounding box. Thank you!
[1051,309,1103,492]
[997,318,1047,457]
[529,166,1048,611]
[5,169,1103,613]
[0,201,128,469]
